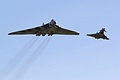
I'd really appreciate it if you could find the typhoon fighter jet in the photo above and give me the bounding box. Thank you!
[8,19,79,36]
[87,28,109,40]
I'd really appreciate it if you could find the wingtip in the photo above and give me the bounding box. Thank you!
[8,32,15,35]
[8,33,11,35]
[106,38,109,40]
[77,33,80,35]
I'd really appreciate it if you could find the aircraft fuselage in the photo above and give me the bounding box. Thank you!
[36,19,57,36]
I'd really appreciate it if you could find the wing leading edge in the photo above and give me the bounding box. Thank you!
[54,25,79,35]
[8,24,49,35]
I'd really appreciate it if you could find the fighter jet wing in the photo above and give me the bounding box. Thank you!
[8,24,49,35]
[102,35,109,40]
[54,25,79,35]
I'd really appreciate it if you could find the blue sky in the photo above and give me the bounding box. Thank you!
[0,0,120,80]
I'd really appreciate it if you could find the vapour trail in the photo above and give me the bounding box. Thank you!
[11,36,52,80]
[0,37,38,80]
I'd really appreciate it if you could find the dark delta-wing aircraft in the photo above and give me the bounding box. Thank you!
[87,28,109,40]
[8,19,79,36]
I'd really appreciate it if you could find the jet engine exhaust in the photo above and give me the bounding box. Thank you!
[0,37,38,80]
[10,36,52,80]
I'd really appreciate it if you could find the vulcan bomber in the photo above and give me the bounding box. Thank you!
[8,19,79,36]
[87,28,109,40]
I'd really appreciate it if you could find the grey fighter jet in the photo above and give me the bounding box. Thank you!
[8,19,79,36]
[87,28,109,40]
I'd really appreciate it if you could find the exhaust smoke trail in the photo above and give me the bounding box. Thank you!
[0,37,38,80]
[11,36,52,80]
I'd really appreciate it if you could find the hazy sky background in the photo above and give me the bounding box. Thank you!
[0,0,120,80]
